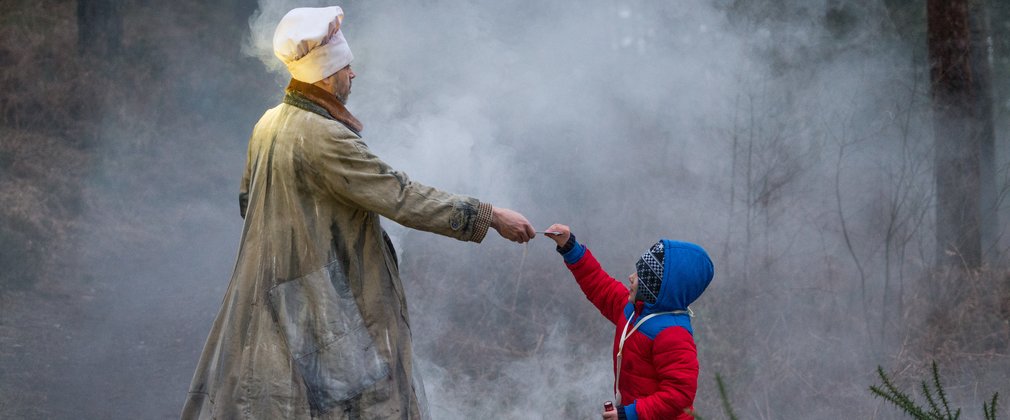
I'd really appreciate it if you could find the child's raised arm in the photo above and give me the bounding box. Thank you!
[544,224,631,325]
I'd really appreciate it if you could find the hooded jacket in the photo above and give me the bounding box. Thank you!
[560,237,714,420]
[181,80,492,419]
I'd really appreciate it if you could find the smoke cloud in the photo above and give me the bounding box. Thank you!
[5,0,1007,418]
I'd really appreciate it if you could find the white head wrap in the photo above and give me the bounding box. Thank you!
[272,6,354,84]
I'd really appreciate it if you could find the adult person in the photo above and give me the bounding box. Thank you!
[181,6,534,419]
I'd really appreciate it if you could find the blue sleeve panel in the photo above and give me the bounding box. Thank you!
[625,402,638,420]
[561,239,586,264]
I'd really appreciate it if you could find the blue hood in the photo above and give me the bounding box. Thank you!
[627,240,714,336]
[645,240,714,314]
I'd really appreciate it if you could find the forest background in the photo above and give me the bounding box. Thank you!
[1,0,1008,418]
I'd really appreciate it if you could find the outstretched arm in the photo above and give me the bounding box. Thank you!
[546,224,631,325]
[312,129,533,242]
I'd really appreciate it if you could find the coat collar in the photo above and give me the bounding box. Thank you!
[284,78,364,134]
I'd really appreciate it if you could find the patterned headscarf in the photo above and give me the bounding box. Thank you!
[635,241,665,304]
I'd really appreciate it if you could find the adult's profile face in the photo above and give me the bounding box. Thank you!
[331,65,355,104]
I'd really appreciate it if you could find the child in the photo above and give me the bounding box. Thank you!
[544,224,714,420]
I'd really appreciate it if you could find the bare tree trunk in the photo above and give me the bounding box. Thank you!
[990,0,1010,261]
[969,1,999,264]
[77,0,122,58]
[927,0,991,268]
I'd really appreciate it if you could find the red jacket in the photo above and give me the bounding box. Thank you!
[567,248,699,420]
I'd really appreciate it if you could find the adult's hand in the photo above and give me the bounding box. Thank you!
[602,408,618,420]
[490,207,535,243]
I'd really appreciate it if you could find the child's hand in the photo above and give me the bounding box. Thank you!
[543,223,571,247]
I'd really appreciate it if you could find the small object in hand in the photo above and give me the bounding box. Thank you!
[604,401,615,412]
[538,230,563,236]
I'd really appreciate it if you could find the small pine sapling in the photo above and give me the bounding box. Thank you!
[870,361,999,420]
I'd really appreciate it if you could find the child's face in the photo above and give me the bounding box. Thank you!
[627,272,639,304]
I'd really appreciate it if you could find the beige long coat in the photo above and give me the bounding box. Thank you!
[181,82,492,419]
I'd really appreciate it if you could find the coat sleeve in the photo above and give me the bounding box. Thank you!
[567,248,633,326]
[630,328,698,419]
[309,128,492,242]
